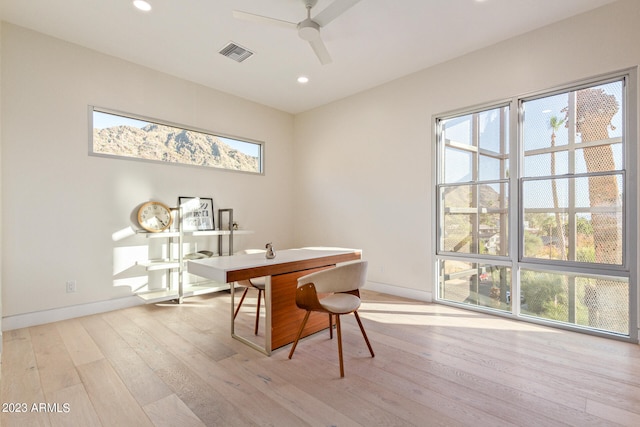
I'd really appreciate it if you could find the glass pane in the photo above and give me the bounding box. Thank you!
[523,93,569,152]
[521,269,628,335]
[575,81,624,144]
[523,211,569,261]
[478,107,508,154]
[444,146,472,183]
[575,213,595,262]
[523,175,623,264]
[574,175,623,208]
[439,260,512,311]
[524,151,568,177]
[478,154,500,181]
[523,178,569,210]
[440,184,508,255]
[442,114,472,146]
[441,185,473,253]
[480,183,508,255]
[576,176,623,265]
[523,178,568,260]
[575,144,622,173]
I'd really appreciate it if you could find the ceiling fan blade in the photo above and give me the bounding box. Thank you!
[309,37,332,65]
[232,10,297,30]
[313,0,362,27]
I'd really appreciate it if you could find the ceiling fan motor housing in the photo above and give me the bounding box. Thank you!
[298,19,320,40]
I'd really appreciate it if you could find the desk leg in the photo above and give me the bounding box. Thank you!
[230,280,235,336]
[231,277,272,356]
[265,276,272,354]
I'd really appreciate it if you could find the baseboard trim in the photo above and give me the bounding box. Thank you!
[365,281,433,302]
[1,296,143,331]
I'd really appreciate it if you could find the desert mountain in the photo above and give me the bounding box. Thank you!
[93,123,259,172]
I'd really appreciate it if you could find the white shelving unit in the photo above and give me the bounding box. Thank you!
[134,207,253,304]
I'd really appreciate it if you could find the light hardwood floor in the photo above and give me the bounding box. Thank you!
[2,290,640,426]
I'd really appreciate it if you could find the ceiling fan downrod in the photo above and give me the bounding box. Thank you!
[298,3,321,41]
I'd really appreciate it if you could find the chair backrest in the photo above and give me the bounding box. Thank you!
[297,261,368,294]
[239,249,265,255]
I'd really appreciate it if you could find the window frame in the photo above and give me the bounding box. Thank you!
[518,77,628,274]
[433,69,638,342]
[435,102,512,262]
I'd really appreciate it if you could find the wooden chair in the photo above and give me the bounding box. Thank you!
[288,260,374,377]
[234,249,266,335]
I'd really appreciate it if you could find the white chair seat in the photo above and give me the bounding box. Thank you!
[250,276,266,289]
[320,293,361,314]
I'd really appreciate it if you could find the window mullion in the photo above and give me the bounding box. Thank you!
[472,114,480,254]
[567,92,577,262]
[512,99,522,315]
[567,92,578,321]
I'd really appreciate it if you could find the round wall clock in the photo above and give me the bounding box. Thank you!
[137,201,173,232]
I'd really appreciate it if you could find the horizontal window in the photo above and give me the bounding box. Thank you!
[90,107,263,174]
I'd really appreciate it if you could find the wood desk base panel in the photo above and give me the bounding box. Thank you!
[271,266,334,350]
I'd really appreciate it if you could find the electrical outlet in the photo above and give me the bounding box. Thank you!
[66,280,77,293]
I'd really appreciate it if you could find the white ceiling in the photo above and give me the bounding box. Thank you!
[0,0,617,114]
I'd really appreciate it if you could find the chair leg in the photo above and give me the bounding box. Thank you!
[254,289,262,335]
[336,315,344,377]
[328,313,333,339]
[353,311,375,358]
[288,311,311,359]
[233,288,249,320]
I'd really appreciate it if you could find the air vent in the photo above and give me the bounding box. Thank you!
[219,42,254,63]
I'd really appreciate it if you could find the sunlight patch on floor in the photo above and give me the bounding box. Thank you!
[358,300,563,333]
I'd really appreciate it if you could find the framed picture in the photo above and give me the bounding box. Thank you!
[178,197,215,231]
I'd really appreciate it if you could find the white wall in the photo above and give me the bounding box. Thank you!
[1,24,295,325]
[293,0,640,308]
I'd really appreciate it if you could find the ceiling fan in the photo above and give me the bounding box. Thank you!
[233,0,362,65]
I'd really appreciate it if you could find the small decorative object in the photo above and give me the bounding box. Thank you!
[178,197,215,231]
[265,242,276,259]
[137,201,173,233]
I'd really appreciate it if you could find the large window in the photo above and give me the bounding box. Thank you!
[437,106,512,311]
[90,107,263,174]
[435,74,636,340]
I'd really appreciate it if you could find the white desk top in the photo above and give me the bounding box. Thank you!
[187,247,362,283]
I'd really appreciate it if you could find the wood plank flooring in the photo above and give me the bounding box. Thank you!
[2,290,640,426]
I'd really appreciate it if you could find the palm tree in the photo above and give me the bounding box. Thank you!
[573,88,623,329]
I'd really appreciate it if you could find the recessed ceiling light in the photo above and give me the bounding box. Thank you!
[133,1,152,12]
[297,76,309,84]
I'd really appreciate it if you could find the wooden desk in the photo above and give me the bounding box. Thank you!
[187,247,362,354]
